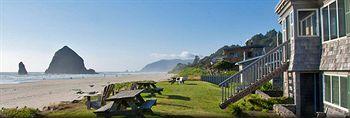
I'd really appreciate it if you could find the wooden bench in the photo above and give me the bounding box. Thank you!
[138,99,157,112]
[88,84,115,109]
[94,102,114,118]
[94,89,156,118]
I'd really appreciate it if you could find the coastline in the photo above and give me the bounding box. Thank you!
[0,73,170,109]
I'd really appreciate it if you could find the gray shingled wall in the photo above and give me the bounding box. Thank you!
[320,37,350,71]
[289,37,321,71]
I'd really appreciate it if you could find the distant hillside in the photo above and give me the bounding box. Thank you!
[192,29,281,68]
[140,59,193,72]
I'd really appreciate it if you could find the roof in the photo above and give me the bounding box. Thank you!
[223,45,267,52]
[275,0,289,14]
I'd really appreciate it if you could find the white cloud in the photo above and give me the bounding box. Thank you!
[150,51,200,59]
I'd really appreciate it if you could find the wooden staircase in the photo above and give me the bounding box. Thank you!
[219,40,290,109]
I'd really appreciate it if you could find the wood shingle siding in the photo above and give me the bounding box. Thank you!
[320,38,350,70]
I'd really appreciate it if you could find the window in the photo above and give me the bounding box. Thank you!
[286,16,290,40]
[324,74,350,110]
[340,76,348,108]
[330,2,338,39]
[339,0,347,37]
[290,11,294,38]
[332,76,340,105]
[322,7,330,41]
[325,75,331,102]
[322,0,350,42]
[345,0,350,36]
[298,10,318,36]
[282,20,287,42]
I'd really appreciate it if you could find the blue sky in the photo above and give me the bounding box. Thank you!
[0,0,280,72]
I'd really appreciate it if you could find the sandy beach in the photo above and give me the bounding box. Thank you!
[0,73,170,109]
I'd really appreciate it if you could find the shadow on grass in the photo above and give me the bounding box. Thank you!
[166,95,191,101]
[143,93,157,98]
[184,83,197,85]
[145,111,196,118]
[156,102,192,109]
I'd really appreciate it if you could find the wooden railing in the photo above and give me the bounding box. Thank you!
[218,40,290,108]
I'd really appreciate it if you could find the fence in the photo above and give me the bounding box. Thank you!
[201,75,230,85]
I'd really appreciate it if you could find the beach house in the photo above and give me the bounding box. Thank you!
[218,0,350,117]
[222,45,266,63]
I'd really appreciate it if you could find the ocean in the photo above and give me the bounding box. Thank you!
[0,72,135,84]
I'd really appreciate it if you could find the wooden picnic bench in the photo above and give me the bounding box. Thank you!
[94,89,156,118]
[131,81,163,95]
[81,84,115,109]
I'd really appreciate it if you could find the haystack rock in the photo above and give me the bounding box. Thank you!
[45,46,97,74]
[18,62,28,75]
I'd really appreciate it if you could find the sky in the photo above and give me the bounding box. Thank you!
[0,0,281,72]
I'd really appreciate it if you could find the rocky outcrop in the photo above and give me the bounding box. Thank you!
[45,46,97,74]
[18,62,28,75]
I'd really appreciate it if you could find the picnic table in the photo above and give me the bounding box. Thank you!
[80,91,101,109]
[77,84,115,109]
[132,81,163,95]
[94,89,156,118]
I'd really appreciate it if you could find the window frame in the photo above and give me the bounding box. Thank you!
[290,11,294,39]
[321,0,349,43]
[297,9,320,38]
[323,74,349,112]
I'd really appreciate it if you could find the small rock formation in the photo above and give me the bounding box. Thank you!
[45,46,97,74]
[18,62,28,75]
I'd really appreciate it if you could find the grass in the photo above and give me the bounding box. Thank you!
[41,81,232,118]
[145,81,232,117]
[0,107,42,118]
[43,103,95,118]
[11,81,281,118]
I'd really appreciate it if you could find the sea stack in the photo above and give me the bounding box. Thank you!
[45,46,97,74]
[18,62,28,75]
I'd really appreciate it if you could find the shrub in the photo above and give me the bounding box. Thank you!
[217,70,237,76]
[213,61,236,70]
[177,67,209,77]
[0,107,41,118]
[229,94,292,113]
[231,105,243,116]
[258,82,273,91]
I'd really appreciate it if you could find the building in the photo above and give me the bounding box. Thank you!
[217,0,350,117]
[222,45,266,63]
[275,0,350,117]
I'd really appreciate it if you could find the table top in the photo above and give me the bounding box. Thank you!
[106,89,144,101]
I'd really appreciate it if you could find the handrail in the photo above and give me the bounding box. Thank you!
[219,40,290,107]
[218,40,290,86]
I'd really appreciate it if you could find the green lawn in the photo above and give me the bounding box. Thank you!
[146,81,232,117]
[43,81,233,118]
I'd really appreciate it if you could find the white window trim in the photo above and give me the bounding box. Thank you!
[297,9,320,37]
[324,101,349,112]
[290,10,294,39]
[321,0,349,43]
[323,74,349,111]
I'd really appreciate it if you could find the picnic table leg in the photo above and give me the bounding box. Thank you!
[86,96,91,109]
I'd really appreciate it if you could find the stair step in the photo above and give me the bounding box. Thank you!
[219,62,289,109]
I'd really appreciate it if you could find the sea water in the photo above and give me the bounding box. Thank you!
[0,72,132,84]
